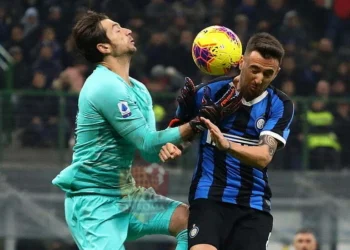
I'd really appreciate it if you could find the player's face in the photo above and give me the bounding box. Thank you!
[293,233,317,250]
[99,19,136,57]
[239,51,280,101]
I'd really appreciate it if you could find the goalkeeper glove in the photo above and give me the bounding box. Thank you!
[168,77,198,128]
[189,84,242,133]
[176,77,198,121]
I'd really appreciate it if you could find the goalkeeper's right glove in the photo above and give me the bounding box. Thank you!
[189,84,242,133]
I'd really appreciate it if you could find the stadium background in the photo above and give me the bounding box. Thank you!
[0,0,350,249]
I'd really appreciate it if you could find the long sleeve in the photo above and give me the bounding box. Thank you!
[89,80,183,155]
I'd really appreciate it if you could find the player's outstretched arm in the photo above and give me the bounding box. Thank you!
[201,117,278,169]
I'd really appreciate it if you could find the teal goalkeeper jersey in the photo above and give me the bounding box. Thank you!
[52,65,182,196]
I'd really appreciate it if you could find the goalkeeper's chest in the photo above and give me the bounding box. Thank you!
[129,86,154,119]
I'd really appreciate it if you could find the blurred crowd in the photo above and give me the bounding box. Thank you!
[0,0,350,171]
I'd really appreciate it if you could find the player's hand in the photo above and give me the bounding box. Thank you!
[201,117,230,151]
[159,143,182,162]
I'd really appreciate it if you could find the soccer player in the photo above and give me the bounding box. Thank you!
[293,229,318,250]
[160,33,294,250]
[52,11,240,250]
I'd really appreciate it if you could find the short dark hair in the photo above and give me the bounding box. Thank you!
[72,11,110,63]
[295,228,316,236]
[245,32,285,64]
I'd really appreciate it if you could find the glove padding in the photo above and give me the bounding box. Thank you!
[189,84,242,133]
[176,77,197,122]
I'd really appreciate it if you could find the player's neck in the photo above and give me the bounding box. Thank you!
[100,56,132,85]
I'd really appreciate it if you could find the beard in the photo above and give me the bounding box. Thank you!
[110,43,137,57]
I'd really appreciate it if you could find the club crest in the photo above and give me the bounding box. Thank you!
[189,224,199,238]
[256,117,265,130]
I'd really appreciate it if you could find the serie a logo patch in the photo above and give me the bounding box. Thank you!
[118,101,131,118]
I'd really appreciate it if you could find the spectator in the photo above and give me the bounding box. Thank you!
[331,80,347,98]
[52,61,87,143]
[31,26,62,62]
[257,0,287,33]
[298,59,326,96]
[309,38,338,79]
[45,6,67,44]
[8,46,32,89]
[293,228,318,250]
[232,14,251,46]
[100,0,134,26]
[234,0,258,30]
[271,79,302,170]
[20,7,41,50]
[326,0,350,48]
[17,71,60,147]
[331,61,349,84]
[32,44,63,87]
[145,0,174,29]
[3,24,30,61]
[315,79,331,99]
[334,102,350,168]
[167,13,191,47]
[0,5,12,42]
[278,10,308,51]
[306,100,341,170]
[171,0,207,25]
[274,55,300,90]
[170,30,198,78]
[144,31,172,71]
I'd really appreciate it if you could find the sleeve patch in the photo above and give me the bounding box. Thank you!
[118,101,132,118]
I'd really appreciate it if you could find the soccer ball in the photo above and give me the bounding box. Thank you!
[192,25,242,76]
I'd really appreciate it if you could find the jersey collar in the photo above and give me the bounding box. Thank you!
[242,90,268,106]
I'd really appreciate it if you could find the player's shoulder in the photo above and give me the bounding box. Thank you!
[130,77,149,93]
[267,86,294,111]
[196,75,235,99]
[196,75,234,91]
[83,66,129,94]
[268,86,292,103]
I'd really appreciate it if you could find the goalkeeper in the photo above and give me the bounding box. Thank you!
[52,11,241,250]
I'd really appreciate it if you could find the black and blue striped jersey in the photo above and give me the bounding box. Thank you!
[189,76,294,213]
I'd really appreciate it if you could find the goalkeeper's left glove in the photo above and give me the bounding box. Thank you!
[168,77,198,128]
[176,77,198,121]
[189,84,242,133]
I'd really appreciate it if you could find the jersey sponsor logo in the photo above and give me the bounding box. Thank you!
[256,117,266,130]
[189,224,199,238]
[118,101,131,118]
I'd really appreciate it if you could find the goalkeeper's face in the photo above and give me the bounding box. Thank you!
[98,19,137,57]
[239,51,280,101]
[293,233,317,250]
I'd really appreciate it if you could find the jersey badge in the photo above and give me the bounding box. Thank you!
[256,117,266,130]
[118,101,131,118]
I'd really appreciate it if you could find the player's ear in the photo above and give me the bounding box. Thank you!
[238,55,244,70]
[271,67,281,81]
[96,43,111,54]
